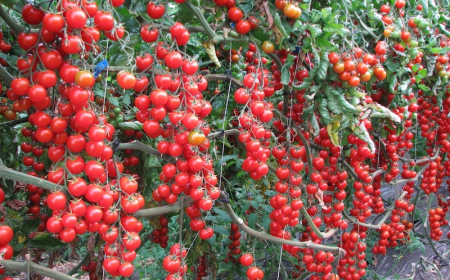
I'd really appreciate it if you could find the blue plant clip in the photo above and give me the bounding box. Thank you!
[292,46,300,55]
[230,22,235,28]
[93,59,109,78]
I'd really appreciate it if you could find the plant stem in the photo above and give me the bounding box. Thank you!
[67,253,89,276]
[183,0,217,40]
[300,207,338,239]
[268,53,291,116]
[219,196,346,256]
[179,197,187,280]
[0,159,63,192]
[342,191,407,229]
[0,5,22,35]
[0,64,14,87]
[272,109,314,178]
[134,197,194,218]
[1,259,78,280]
[0,116,28,127]
[424,194,449,262]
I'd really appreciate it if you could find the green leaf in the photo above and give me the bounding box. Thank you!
[0,53,19,70]
[418,84,430,92]
[316,52,329,80]
[273,12,288,37]
[176,3,196,23]
[310,112,320,136]
[114,53,131,66]
[251,27,271,44]
[144,155,161,168]
[310,10,322,23]
[389,74,398,93]
[325,89,357,115]
[430,47,450,54]
[301,37,312,51]
[28,233,67,251]
[238,0,254,14]
[122,92,131,105]
[418,0,430,18]
[397,80,410,94]
[4,208,23,229]
[321,8,332,20]
[281,54,296,86]
[118,121,143,130]
[108,96,120,107]
[292,78,312,91]
[21,218,40,235]
[307,25,323,38]
[319,99,332,125]
[315,36,337,51]
[417,69,427,78]
[247,213,258,228]
[0,0,19,8]
[384,57,398,72]
[129,0,148,14]
[323,23,349,36]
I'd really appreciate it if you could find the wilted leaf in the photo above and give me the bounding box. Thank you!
[368,103,401,123]
[353,122,376,152]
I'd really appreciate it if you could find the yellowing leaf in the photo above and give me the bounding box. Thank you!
[327,121,340,147]
[203,41,221,68]
[18,235,26,244]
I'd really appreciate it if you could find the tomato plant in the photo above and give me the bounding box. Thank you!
[0,0,449,279]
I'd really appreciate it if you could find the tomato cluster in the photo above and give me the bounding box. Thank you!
[429,198,449,241]
[194,255,207,279]
[161,243,188,280]
[81,261,98,280]
[275,0,302,19]
[329,49,386,88]
[0,225,14,274]
[213,0,259,35]
[301,249,336,280]
[337,229,368,280]
[225,223,242,264]
[151,215,169,248]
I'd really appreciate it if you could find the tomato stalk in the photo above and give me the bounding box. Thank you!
[219,197,346,255]
[1,259,78,280]
[0,5,22,35]
[0,158,63,192]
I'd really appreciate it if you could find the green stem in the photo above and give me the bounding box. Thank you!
[0,5,22,35]
[268,53,291,116]
[179,197,187,280]
[219,198,346,255]
[411,189,422,234]
[343,191,408,229]
[67,253,89,276]
[0,64,14,87]
[184,0,217,40]
[0,116,28,127]
[134,197,194,218]
[2,259,78,280]
[300,207,338,239]
[117,141,171,160]
[0,159,63,192]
